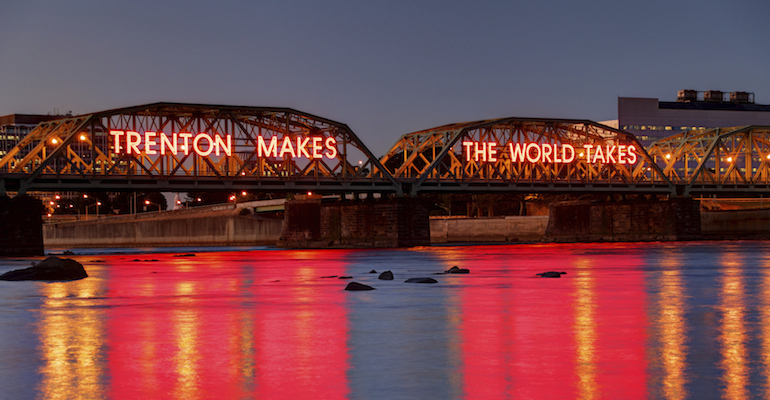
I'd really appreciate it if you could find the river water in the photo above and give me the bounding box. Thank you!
[1,241,770,399]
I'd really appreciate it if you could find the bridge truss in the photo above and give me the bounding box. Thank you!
[647,125,770,196]
[380,118,672,195]
[0,103,398,195]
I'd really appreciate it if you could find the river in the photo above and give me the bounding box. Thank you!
[1,241,769,399]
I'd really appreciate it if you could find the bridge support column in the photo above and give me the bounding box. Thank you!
[543,197,701,242]
[278,196,430,248]
[0,195,44,256]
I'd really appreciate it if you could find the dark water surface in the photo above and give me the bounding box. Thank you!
[1,241,770,399]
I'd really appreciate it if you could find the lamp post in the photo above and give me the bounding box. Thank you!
[144,199,162,213]
[85,201,102,220]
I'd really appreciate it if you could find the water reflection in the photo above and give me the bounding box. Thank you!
[655,254,688,399]
[17,243,770,398]
[573,259,597,400]
[38,277,107,399]
[764,257,770,395]
[719,254,748,399]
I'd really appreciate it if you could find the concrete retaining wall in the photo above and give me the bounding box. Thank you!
[43,200,770,249]
[44,208,283,248]
[430,216,548,243]
[701,209,770,239]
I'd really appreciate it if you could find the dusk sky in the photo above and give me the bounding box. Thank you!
[2,1,769,155]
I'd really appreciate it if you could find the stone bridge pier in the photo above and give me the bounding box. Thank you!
[543,197,702,242]
[0,196,44,256]
[278,195,431,248]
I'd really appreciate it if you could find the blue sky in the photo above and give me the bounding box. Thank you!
[2,1,769,155]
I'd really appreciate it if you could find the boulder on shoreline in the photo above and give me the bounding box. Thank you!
[0,257,88,281]
[444,266,470,274]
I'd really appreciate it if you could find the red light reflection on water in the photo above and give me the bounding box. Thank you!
[105,250,351,399]
[252,250,350,399]
[454,244,648,398]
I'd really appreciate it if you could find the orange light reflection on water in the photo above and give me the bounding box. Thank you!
[763,256,770,394]
[656,253,688,399]
[38,275,107,400]
[573,258,597,400]
[719,253,748,399]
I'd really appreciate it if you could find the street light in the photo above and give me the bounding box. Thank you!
[85,201,102,220]
[144,199,162,213]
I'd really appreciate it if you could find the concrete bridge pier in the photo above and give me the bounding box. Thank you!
[278,195,430,248]
[0,196,44,256]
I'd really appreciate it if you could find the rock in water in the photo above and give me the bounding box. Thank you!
[345,282,376,291]
[0,257,88,281]
[378,270,394,280]
[536,271,567,278]
[444,266,470,274]
[405,277,438,284]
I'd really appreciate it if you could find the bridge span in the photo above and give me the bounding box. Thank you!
[2,102,769,198]
[2,102,767,253]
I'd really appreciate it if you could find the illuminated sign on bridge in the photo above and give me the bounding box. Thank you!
[461,141,639,165]
[108,129,339,159]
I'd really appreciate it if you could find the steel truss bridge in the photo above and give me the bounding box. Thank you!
[1,102,769,198]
